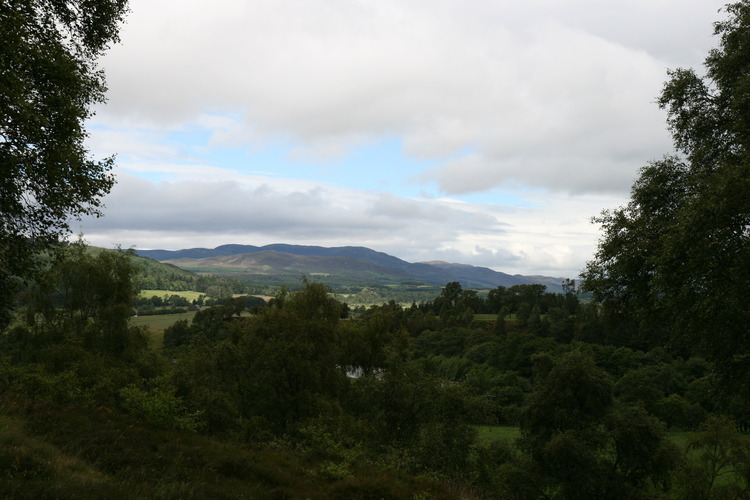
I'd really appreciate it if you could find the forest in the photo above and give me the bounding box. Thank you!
[2,0,750,498]
[1,245,749,499]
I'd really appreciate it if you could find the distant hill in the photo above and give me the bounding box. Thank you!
[163,250,413,281]
[137,244,568,293]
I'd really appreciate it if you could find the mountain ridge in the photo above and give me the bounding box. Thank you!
[137,244,568,293]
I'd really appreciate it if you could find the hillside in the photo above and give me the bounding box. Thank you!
[128,252,254,295]
[163,250,414,285]
[138,244,567,292]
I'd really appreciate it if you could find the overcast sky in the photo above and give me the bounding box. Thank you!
[78,0,728,277]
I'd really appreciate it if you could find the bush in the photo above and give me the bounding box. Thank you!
[119,380,201,431]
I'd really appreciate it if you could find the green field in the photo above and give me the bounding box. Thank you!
[473,314,519,322]
[130,311,197,349]
[139,289,205,301]
[474,426,521,445]
[668,430,693,449]
[473,314,499,322]
[131,310,257,349]
[475,426,748,450]
[130,311,197,347]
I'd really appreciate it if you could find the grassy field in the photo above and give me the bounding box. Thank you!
[473,314,499,322]
[668,430,693,449]
[130,311,197,349]
[473,314,519,322]
[131,311,197,331]
[474,426,747,450]
[139,290,205,301]
[131,310,258,349]
[474,426,521,445]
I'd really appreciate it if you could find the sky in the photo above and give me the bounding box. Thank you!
[78,0,729,278]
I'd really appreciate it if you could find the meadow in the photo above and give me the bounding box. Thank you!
[474,425,521,446]
[139,289,205,301]
[131,311,197,331]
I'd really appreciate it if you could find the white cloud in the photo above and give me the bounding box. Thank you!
[94,0,726,194]
[78,0,728,276]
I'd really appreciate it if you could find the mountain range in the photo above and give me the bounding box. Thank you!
[136,244,568,293]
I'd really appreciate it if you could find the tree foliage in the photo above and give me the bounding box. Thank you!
[677,415,750,499]
[0,0,129,326]
[21,244,146,358]
[582,1,750,389]
[520,351,680,499]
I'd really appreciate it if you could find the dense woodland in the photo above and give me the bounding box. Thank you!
[3,0,750,498]
[1,244,749,498]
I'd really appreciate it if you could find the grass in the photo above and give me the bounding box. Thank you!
[131,310,256,349]
[473,426,745,450]
[130,311,197,332]
[668,429,750,450]
[474,426,521,446]
[130,311,198,349]
[473,314,498,322]
[473,314,519,322]
[668,430,693,449]
[139,290,205,301]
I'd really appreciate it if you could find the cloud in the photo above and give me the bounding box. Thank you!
[78,0,728,277]
[77,168,622,277]
[94,0,726,196]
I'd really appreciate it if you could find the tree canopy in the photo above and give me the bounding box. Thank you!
[582,1,750,394]
[0,0,129,326]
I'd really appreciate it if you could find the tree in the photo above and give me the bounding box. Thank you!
[520,351,679,499]
[342,300,409,376]
[677,416,750,499]
[433,281,476,326]
[230,281,347,432]
[22,244,146,358]
[0,0,129,327]
[493,309,507,336]
[582,1,750,392]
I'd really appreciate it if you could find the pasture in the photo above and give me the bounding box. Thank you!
[130,311,197,349]
[474,425,521,445]
[139,289,204,301]
[474,426,749,450]
[131,311,197,331]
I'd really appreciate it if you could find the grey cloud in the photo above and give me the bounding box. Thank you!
[86,175,397,236]
[78,172,616,276]
[369,193,500,229]
[83,172,502,243]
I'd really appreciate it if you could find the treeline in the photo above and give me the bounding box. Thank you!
[337,285,442,307]
[134,292,267,316]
